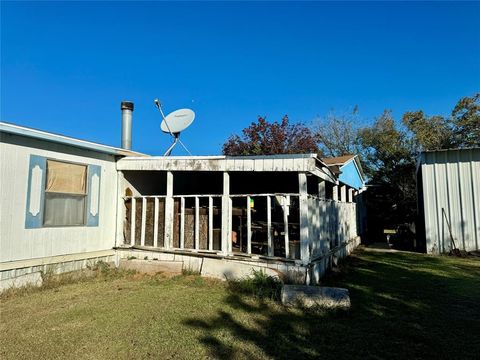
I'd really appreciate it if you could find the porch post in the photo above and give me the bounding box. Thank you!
[332,185,339,201]
[348,188,354,203]
[164,171,174,250]
[340,185,347,202]
[267,196,273,256]
[221,171,231,254]
[298,172,310,264]
[115,171,125,247]
[318,180,326,199]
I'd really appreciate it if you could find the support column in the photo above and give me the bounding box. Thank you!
[194,196,200,250]
[299,172,310,264]
[332,185,339,202]
[348,188,354,203]
[340,185,347,202]
[115,171,125,247]
[164,171,174,249]
[208,196,213,250]
[247,196,252,254]
[318,180,326,199]
[267,195,273,256]
[221,172,231,254]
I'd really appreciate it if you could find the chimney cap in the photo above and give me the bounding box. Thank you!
[121,101,134,111]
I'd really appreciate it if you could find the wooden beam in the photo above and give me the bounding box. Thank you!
[208,196,213,250]
[299,172,310,263]
[153,197,159,248]
[348,188,354,203]
[221,172,230,254]
[267,195,273,256]
[247,196,252,254]
[340,185,347,202]
[318,180,326,199]
[115,171,125,247]
[228,197,233,253]
[283,195,290,259]
[180,196,185,249]
[195,196,200,250]
[140,197,147,246]
[332,185,338,202]
[130,197,136,246]
[164,171,174,249]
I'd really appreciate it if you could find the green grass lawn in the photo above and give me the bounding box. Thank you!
[1,248,479,360]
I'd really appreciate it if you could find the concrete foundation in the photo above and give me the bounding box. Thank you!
[0,236,360,291]
[0,250,115,292]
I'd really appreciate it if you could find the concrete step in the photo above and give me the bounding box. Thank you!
[281,284,350,309]
[119,259,183,275]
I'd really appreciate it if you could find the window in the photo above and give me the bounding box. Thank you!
[43,160,87,226]
[25,155,101,229]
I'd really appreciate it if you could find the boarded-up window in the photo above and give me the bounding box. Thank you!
[44,160,87,226]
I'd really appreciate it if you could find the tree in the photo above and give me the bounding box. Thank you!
[358,110,417,235]
[402,111,453,151]
[313,109,361,157]
[451,93,480,147]
[222,115,318,156]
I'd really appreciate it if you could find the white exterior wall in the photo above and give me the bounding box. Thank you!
[420,148,480,254]
[0,134,118,263]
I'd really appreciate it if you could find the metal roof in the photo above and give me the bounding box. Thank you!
[0,121,146,157]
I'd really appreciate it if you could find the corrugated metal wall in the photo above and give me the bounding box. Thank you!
[419,148,480,254]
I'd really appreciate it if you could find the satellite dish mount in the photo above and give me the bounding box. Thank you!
[154,99,195,156]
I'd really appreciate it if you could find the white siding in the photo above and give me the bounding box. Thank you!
[420,148,480,254]
[307,196,358,259]
[0,134,118,263]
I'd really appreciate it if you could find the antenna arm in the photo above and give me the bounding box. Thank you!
[155,103,175,138]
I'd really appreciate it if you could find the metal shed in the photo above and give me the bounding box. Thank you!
[417,147,480,254]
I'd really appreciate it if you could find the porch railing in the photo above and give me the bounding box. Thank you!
[122,193,357,261]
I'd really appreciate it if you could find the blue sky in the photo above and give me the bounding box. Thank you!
[2,1,479,155]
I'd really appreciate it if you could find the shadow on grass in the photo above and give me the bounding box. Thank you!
[183,249,480,359]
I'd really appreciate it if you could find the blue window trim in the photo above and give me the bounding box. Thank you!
[25,155,102,228]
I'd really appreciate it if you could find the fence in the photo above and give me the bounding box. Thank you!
[307,195,357,259]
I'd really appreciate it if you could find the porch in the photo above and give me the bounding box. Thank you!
[114,155,361,282]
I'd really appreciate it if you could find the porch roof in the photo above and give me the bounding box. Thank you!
[117,154,338,183]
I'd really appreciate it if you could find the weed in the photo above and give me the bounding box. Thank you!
[182,266,201,276]
[227,269,283,301]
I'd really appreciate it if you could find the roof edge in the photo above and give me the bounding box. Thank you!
[0,121,147,157]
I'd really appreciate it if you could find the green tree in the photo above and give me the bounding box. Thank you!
[451,93,480,147]
[402,111,452,151]
[358,110,417,232]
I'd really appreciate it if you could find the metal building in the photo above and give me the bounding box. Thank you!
[417,147,480,254]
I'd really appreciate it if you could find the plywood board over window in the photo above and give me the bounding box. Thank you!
[46,160,87,194]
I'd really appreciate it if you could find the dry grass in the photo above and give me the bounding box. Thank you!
[1,250,479,359]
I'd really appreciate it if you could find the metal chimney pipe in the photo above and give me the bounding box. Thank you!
[121,101,134,150]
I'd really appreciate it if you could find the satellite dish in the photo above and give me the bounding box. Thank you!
[154,99,195,156]
[160,108,195,134]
